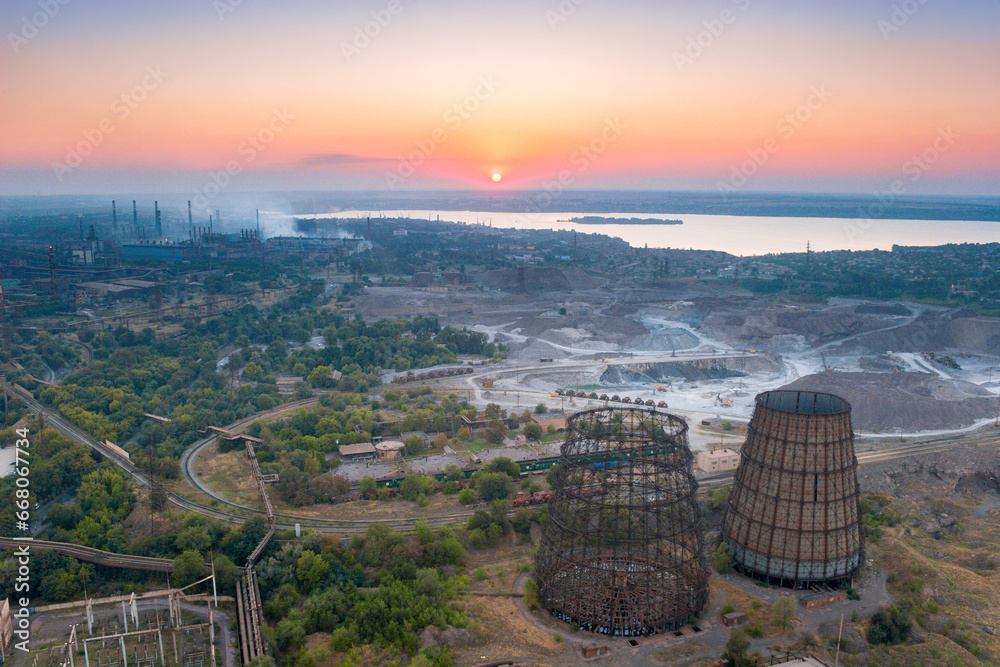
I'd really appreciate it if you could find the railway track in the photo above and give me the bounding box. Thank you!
[12,384,1000,534]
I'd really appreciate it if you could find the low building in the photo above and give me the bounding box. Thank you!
[696,448,740,473]
[338,442,377,461]
[531,412,567,431]
[375,440,405,461]
[722,610,747,626]
[801,590,848,609]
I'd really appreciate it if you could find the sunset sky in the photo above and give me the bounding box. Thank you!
[1,0,997,195]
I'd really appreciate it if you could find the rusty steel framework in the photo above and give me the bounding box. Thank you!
[535,407,709,636]
[721,390,864,588]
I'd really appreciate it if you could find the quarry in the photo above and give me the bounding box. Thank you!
[354,268,1000,445]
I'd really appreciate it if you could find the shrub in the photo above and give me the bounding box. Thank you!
[399,474,434,501]
[443,480,460,494]
[721,605,736,616]
[523,578,540,611]
[721,629,751,665]
[475,472,513,502]
[712,542,732,573]
[867,605,912,645]
[483,456,521,479]
[744,624,764,638]
[771,594,796,629]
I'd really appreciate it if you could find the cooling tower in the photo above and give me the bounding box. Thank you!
[721,390,863,587]
[535,407,709,636]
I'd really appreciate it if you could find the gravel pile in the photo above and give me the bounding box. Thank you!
[780,371,996,432]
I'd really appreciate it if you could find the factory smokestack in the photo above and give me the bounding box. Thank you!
[112,200,118,233]
[154,201,162,238]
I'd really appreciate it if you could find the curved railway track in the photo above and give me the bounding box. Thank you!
[11,384,1000,533]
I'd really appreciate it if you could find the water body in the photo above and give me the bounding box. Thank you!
[299,210,999,256]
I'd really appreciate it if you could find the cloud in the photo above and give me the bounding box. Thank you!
[300,153,388,167]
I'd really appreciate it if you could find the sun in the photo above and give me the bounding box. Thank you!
[491,173,502,182]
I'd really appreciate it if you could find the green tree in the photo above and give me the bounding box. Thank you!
[483,403,504,420]
[867,605,912,645]
[475,472,513,502]
[212,554,239,591]
[404,434,426,455]
[483,456,521,479]
[721,628,751,666]
[523,422,543,440]
[400,474,434,501]
[708,486,730,512]
[296,550,330,593]
[176,525,212,553]
[711,542,732,573]
[359,476,377,497]
[771,593,796,629]
[458,489,475,505]
[484,420,508,445]
[534,403,548,415]
[174,550,207,586]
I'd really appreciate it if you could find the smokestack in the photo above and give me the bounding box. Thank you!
[155,201,162,238]
[188,200,193,230]
[79,216,84,242]
[112,200,118,233]
[132,200,138,237]
[256,209,260,238]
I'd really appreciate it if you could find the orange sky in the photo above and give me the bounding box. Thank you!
[0,0,997,194]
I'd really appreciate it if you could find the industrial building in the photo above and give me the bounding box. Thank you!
[375,440,405,460]
[530,412,567,431]
[720,390,863,588]
[695,447,740,472]
[535,407,709,636]
[337,442,377,461]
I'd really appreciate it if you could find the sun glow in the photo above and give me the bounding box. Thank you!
[492,173,502,182]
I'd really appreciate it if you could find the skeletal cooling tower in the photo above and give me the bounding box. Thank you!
[535,407,709,636]
[721,390,863,587]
